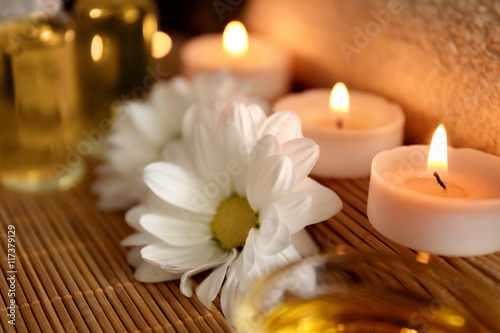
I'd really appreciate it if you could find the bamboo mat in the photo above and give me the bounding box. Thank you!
[0,167,499,332]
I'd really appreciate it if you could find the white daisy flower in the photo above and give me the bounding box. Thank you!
[92,71,267,210]
[122,102,342,320]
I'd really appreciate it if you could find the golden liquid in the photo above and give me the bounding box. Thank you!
[72,0,159,132]
[254,296,483,333]
[0,14,84,192]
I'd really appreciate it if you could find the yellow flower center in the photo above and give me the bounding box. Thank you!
[211,194,259,252]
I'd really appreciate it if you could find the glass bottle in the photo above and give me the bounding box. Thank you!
[72,0,159,141]
[0,0,85,192]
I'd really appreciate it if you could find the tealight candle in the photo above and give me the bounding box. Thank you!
[367,125,500,257]
[274,84,405,178]
[180,21,291,101]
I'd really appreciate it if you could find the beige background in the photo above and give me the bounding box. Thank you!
[245,0,500,156]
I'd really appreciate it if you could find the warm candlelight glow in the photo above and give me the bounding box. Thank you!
[329,82,349,114]
[427,124,448,178]
[152,31,172,58]
[123,9,140,23]
[90,35,104,62]
[368,123,500,256]
[40,29,53,42]
[329,83,349,128]
[223,21,248,55]
[89,8,101,18]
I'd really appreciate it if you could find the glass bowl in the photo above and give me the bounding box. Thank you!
[232,253,500,332]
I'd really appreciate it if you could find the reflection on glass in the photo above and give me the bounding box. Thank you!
[0,14,84,192]
[123,9,140,24]
[73,0,159,139]
[90,35,103,62]
[152,31,172,59]
[89,8,102,18]
[233,254,500,333]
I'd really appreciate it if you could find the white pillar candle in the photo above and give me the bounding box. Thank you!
[367,125,500,256]
[180,21,291,101]
[274,84,405,178]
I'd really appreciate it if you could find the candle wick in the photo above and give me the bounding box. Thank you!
[337,119,343,129]
[433,172,447,190]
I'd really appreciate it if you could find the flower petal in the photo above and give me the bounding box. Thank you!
[160,140,194,174]
[140,214,212,246]
[273,243,302,264]
[281,138,319,184]
[218,102,259,148]
[179,251,234,298]
[258,111,303,142]
[236,134,281,197]
[291,230,319,257]
[182,104,216,143]
[140,242,223,270]
[192,123,229,201]
[247,155,295,211]
[258,206,291,256]
[247,104,267,126]
[141,191,213,224]
[126,246,143,267]
[92,174,141,211]
[125,101,169,144]
[143,162,218,214]
[249,134,281,167]
[222,124,248,196]
[242,229,257,274]
[295,178,343,224]
[180,276,194,297]
[124,204,148,230]
[103,143,157,179]
[134,260,182,283]
[196,249,237,308]
[268,192,314,234]
[148,83,188,135]
[239,242,302,290]
[220,264,240,321]
[121,232,159,247]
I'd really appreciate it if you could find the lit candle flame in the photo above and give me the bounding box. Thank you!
[428,124,448,178]
[152,31,172,58]
[329,82,349,128]
[223,21,248,55]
